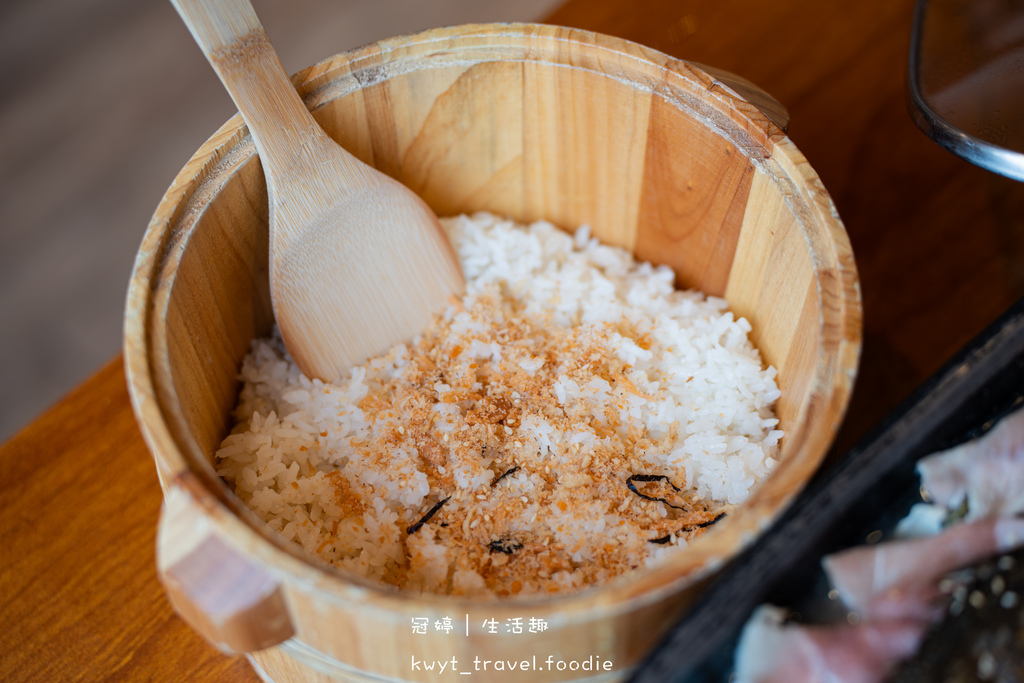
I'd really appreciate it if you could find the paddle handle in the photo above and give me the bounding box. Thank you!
[169,0,347,178]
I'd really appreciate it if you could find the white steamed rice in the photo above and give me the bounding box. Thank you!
[215,212,783,597]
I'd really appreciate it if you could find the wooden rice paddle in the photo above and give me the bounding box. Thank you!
[170,0,464,382]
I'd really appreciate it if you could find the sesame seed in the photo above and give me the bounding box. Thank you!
[1001,591,1019,609]
[991,575,1006,596]
[969,590,986,609]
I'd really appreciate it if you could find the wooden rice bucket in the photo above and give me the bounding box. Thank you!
[124,23,861,683]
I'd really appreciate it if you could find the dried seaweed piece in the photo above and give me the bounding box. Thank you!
[647,513,727,544]
[407,496,451,535]
[489,538,523,554]
[492,466,520,487]
[626,474,685,510]
[687,512,727,530]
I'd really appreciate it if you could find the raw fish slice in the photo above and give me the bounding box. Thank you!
[822,517,1024,619]
[734,606,925,683]
[918,406,1024,520]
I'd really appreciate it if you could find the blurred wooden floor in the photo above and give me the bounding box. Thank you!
[0,0,559,441]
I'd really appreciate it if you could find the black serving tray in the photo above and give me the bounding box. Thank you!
[630,296,1024,683]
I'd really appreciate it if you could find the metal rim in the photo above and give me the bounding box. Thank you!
[906,0,1024,182]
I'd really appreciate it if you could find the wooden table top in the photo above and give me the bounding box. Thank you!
[3,0,1023,680]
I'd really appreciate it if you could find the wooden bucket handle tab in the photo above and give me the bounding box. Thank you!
[156,478,295,654]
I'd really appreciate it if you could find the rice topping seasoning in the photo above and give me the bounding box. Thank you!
[215,213,784,597]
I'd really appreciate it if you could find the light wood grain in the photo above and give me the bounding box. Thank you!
[171,0,464,383]
[124,22,859,683]
[158,477,295,654]
[0,359,257,682]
